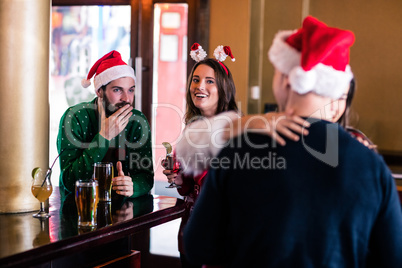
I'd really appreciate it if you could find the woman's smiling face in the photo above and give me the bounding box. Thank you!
[190,64,219,117]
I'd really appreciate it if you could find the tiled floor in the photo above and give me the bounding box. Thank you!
[149,180,183,258]
[150,218,181,257]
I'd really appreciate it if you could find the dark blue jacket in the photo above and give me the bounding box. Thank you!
[184,119,402,268]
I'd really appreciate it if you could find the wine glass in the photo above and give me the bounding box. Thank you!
[162,142,181,188]
[31,149,65,218]
[31,168,53,218]
[162,157,181,188]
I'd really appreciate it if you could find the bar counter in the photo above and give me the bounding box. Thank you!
[0,187,185,267]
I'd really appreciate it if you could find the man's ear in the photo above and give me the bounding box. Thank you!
[283,76,291,105]
[281,74,291,92]
[329,99,340,121]
[96,88,103,98]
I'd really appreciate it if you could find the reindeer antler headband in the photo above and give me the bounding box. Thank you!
[190,43,235,75]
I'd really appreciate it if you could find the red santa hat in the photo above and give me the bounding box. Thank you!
[81,50,135,92]
[268,16,355,99]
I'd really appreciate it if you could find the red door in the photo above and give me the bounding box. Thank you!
[152,3,188,183]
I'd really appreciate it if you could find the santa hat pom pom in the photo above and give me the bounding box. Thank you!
[81,78,91,88]
[288,66,317,95]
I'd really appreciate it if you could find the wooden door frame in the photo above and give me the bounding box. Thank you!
[133,0,209,125]
[52,0,210,124]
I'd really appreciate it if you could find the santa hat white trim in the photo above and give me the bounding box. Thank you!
[268,30,353,99]
[268,30,300,75]
[93,65,135,91]
[289,64,353,99]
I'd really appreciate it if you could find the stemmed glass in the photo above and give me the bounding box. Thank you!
[162,142,181,188]
[31,148,65,218]
[31,168,53,218]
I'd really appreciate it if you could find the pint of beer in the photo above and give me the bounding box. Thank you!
[75,179,98,228]
[93,162,113,202]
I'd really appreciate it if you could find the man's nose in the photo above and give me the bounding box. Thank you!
[121,91,128,102]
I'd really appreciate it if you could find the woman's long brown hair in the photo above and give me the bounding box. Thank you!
[184,58,238,125]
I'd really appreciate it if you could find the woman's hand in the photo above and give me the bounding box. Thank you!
[224,111,310,146]
[162,170,183,186]
[347,127,378,151]
[161,158,182,185]
[112,161,134,197]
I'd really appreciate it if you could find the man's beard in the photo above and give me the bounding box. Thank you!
[103,95,132,117]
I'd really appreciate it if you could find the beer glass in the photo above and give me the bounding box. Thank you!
[93,162,114,202]
[75,179,98,228]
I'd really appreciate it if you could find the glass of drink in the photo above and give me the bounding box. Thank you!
[93,162,114,202]
[162,155,181,188]
[31,168,53,218]
[75,179,98,229]
[161,142,181,188]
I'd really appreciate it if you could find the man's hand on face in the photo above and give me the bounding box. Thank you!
[98,97,133,140]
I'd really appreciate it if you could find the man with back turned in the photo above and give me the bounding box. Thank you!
[183,16,402,267]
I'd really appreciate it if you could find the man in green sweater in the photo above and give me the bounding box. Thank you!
[57,50,153,199]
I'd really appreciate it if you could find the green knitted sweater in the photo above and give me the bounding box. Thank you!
[57,98,154,199]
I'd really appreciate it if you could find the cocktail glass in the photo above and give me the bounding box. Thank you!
[31,168,53,218]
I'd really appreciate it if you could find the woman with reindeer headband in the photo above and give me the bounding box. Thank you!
[162,43,308,268]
